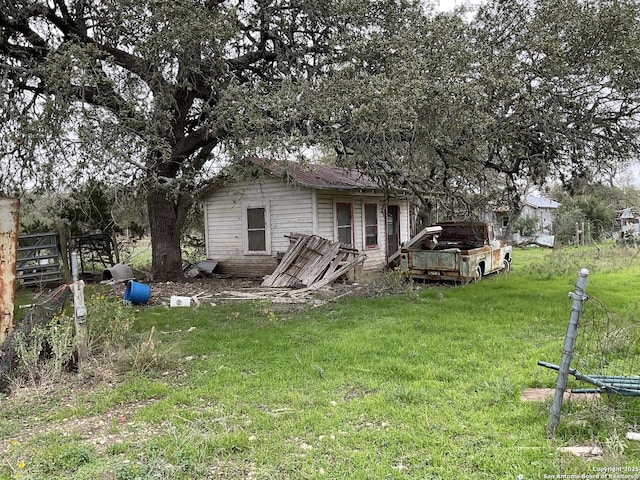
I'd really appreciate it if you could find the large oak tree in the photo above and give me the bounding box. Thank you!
[0,0,420,280]
[3,0,640,279]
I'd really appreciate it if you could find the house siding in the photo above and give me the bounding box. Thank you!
[521,204,555,233]
[315,191,400,272]
[204,180,411,276]
[399,200,411,246]
[388,199,411,253]
[204,178,314,276]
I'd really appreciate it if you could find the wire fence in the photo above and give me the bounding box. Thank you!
[564,292,640,429]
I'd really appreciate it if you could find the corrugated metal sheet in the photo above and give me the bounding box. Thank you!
[524,195,560,209]
[0,197,19,344]
[251,158,381,190]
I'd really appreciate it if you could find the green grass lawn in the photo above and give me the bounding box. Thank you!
[3,245,640,479]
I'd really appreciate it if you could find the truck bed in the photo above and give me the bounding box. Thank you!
[398,221,511,283]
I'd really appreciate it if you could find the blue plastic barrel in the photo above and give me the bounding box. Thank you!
[123,280,151,305]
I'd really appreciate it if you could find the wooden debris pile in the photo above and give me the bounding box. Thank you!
[261,233,366,289]
[151,286,358,308]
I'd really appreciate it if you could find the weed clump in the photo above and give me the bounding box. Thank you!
[523,243,640,279]
[12,316,75,387]
[5,287,155,391]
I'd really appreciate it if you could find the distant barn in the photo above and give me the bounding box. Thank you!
[201,159,411,277]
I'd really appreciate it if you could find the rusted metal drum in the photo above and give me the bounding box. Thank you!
[0,197,19,344]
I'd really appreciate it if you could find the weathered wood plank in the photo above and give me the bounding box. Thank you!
[306,253,367,291]
[261,233,363,289]
[262,235,311,287]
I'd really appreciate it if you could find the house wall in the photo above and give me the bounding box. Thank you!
[203,178,314,276]
[315,192,410,272]
[398,199,411,247]
[316,192,378,270]
[204,179,410,276]
[493,206,557,240]
[521,205,555,234]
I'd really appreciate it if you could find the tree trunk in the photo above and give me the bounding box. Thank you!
[504,201,523,240]
[147,188,191,281]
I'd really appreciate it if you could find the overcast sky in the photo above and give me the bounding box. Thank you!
[436,0,467,10]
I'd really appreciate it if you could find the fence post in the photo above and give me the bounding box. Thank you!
[70,252,88,368]
[0,198,19,345]
[547,268,589,435]
[58,225,70,283]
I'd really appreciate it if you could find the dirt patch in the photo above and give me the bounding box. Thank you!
[105,276,265,306]
[103,275,377,310]
[520,388,600,402]
[0,397,162,455]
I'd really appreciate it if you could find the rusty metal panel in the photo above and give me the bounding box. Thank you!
[0,197,19,344]
[492,248,505,270]
[250,158,381,190]
[407,250,459,271]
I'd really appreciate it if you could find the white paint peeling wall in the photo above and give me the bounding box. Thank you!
[204,179,411,275]
[204,178,314,275]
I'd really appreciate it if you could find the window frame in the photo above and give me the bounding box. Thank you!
[364,202,379,249]
[242,203,271,255]
[334,201,354,247]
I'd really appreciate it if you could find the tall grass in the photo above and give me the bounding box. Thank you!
[3,245,640,479]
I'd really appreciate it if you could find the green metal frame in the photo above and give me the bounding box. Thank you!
[538,360,640,397]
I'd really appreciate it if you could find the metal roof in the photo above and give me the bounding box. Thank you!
[251,158,382,190]
[524,195,560,209]
[619,207,635,219]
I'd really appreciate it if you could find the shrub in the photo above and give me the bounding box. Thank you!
[12,316,75,386]
[512,215,539,236]
[86,291,136,353]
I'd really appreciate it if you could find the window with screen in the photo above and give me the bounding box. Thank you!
[364,203,378,248]
[336,203,352,246]
[246,207,266,252]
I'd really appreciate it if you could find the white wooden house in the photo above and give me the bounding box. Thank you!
[521,195,560,233]
[202,159,412,276]
[616,207,640,239]
[494,194,560,239]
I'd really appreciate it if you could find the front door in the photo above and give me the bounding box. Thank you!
[387,205,400,257]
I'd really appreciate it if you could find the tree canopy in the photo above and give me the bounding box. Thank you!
[1,0,423,279]
[2,0,640,280]
[328,0,640,221]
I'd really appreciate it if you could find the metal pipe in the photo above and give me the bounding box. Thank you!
[0,197,19,344]
[547,268,589,435]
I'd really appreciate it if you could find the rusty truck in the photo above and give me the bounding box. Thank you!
[398,221,512,283]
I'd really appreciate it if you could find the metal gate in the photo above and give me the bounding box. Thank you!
[17,233,63,287]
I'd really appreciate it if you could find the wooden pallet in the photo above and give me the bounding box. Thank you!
[262,234,366,289]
